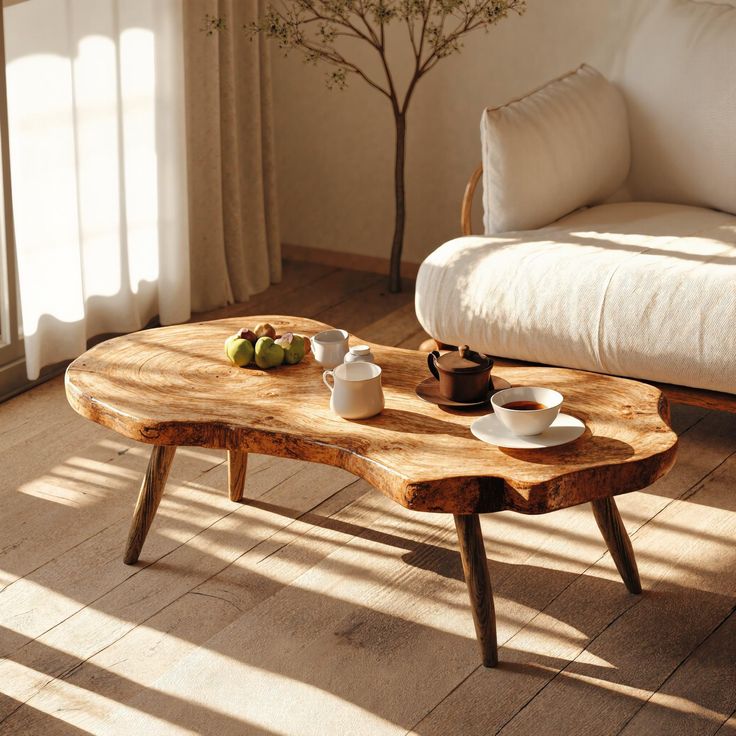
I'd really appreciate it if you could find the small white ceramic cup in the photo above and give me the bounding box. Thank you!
[312,329,349,368]
[323,362,384,419]
[491,387,563,436]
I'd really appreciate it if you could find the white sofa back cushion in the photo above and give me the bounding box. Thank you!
[480,64,630,235]
[618,0,736,215]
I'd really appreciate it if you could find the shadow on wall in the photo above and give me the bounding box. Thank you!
[4,0,188,380]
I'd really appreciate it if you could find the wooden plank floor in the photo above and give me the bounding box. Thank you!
[0,260,734,735]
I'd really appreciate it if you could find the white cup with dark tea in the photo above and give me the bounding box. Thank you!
[491,387,563,436]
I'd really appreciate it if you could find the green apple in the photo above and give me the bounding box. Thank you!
[225,335,254,367]
[254,336,285,369]
[276,333,306,365]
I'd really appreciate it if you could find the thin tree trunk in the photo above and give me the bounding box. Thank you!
[389,112,406,293]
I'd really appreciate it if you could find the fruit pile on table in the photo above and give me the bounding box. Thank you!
[224,322,311,369]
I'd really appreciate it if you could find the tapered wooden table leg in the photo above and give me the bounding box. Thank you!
[454,513,498,667]
[591,496,642,594]
[123,445,177,565]
[228,450,248,502]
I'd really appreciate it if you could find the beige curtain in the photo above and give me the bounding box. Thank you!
[183,0,281,313]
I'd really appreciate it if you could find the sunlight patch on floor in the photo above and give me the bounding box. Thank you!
[0,659,206,736]
[559,668,728,725]
[0,578,118,640]
[106,655,406,736]
[500,611,595,654]
[17,477,107,506]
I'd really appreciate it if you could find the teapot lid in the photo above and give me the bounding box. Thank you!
[436,345,492,373]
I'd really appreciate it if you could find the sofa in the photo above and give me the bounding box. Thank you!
[415,0,736,406]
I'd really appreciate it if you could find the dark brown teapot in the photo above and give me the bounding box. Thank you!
[428,345,495,403]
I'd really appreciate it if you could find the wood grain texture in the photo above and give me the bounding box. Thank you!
[653,381,736,414]
[2,268,734,736]
[65,315,677,516]
[454,514,498,667]
[620,610,736,735]
[123,445,176,564]
[591,496,642,594]
[227,449,247,502]
[461,163,483,237]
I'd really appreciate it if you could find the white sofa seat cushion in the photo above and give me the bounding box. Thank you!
[415,202,736,394]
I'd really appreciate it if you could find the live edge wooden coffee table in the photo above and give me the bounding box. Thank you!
[65,316,678,667]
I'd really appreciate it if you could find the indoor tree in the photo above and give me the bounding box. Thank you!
[209,0,525,292]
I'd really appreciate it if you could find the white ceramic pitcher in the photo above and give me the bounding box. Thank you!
[322,362,384,419]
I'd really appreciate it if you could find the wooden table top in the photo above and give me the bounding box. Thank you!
[65,316,678,515]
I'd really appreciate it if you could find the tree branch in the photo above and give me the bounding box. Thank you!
[405,15,418,59]
[354,1,382,46]
[250,0,525,110]
[416,0,432,69]
[298,1,379,48]
[300,39,392,98]
[421,0,525,70]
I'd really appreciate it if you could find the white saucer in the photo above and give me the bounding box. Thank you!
[471,412,586,449]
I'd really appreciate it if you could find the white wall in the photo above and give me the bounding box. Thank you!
[271,0,644,266]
